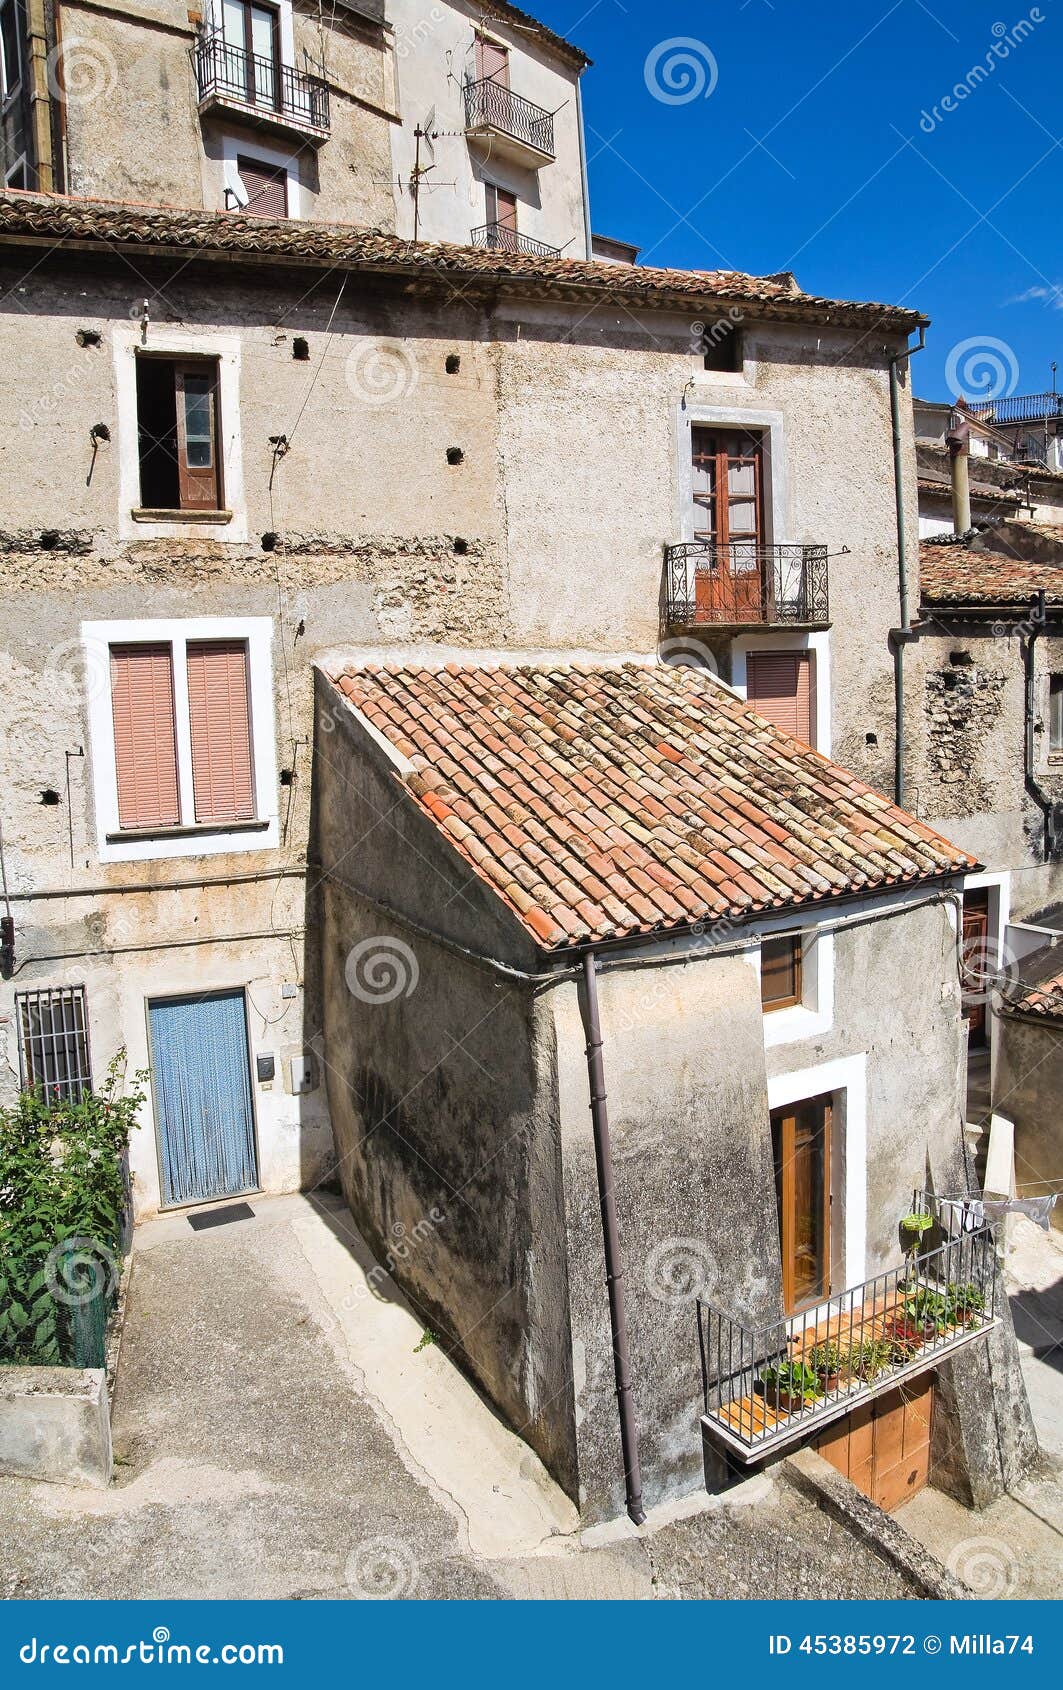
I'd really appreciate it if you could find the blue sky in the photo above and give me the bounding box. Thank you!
[532,0,1063,401]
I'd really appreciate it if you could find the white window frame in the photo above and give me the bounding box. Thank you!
[767,1053,868,1302]
[112,328,247,541]
[745,918,835,1046]
[730,630,832,755]
[222,132,303,219]
[83,616,278,863]
[675,404,788,549]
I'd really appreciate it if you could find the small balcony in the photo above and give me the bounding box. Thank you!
[697,1193,997,1463]
[664,541,830,631]
[195,34,330,144]
[464,77,555,168]
[471,222,561,259]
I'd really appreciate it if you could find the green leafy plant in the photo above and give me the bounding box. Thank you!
[808,1340,847,1383]
[758,1358,821,1405]
[904,1287,950,1333]
[850,1335,893,1382]
[946,1281,986,1326]
[0,1055,144,1367]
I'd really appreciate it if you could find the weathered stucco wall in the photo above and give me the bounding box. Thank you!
[57,0,396,225]
[993,1009,1063,1200]
[907,627,1063,918]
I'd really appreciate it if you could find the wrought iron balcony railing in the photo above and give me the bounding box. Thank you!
[194,34,330,136]
[464,77,555,161]
[974,392,1063,426]
[697,1191,997,1461]
[470,222,561,259]
[664,541,830,628]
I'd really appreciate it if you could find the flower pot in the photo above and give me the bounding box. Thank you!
[817,1371,841,1393]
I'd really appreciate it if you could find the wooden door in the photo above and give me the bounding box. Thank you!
[771,1095,831,1314]
[175,363,221,510]
[961,888,990,1047]
[817,1378,934,1511]
[746,652,813,743]
[690,428,764,621]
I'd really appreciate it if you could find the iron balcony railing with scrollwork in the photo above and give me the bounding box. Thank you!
[470,222,561,259]
[194,34,330,135]
[697,1191,998,1460]
[464,77,555,161]
[664,541,830,628]
[974,392,1063,426]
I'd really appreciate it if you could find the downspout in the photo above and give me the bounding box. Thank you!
[575,78,594,261]
[1024,588,1055,860]
[579,949,646,1525]
[887,326,926,807]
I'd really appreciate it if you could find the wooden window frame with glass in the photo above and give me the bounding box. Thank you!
[1049,673,1063,759]
[761,933,803,1012]
[771,1094,832,1315]
[689,427,766,620]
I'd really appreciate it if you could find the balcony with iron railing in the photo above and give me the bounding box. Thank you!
[974,392,1063,427]
[194,34,330,142]
[464,77,555,167]
[697,1192,997,1462]
[664,541,831,630]
[470,221,561,259]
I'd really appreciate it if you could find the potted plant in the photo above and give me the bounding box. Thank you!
[756,1358,821,1414]
[850,1335,892,1383]
[808,1340,847,1392]
[901,1211,934,1251]
[904,1286,950,1337]
[946,1281,986,1328]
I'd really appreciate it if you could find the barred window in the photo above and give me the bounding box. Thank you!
[16,987,93,1104]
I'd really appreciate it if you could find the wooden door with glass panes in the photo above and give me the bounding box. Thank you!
[690,427,765,621]
[771,1094,831,1314]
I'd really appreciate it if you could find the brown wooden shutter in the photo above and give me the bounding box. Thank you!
[238,156,288,218]
[186,640,255,823]
[110,644,181,830]
[175,362,221,511]
[746,652,812,743]
[495,187,518,232]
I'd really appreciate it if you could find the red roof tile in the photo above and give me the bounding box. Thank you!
[0,192,926,331]
[1008,967,1063,1022]
[323,660,976,951]
[920,539,1063,608]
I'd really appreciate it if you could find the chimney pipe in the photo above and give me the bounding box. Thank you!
[947,401,972,534]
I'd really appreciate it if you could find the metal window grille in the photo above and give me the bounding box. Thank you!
[16,986,93,1103]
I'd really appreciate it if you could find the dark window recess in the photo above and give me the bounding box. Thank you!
[445,353,461,374]
[16,986,93,1104]
[761,934,802,1011]
[136,357,222,511]
[292,337,310,361]
[702,322,743,372]
[1050,674,1063,753]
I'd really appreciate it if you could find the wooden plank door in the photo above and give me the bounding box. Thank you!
[817,1378,934,1512]
[690,428,764,621]
[771,1094,831,1314]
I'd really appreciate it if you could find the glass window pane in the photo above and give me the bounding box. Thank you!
[183,376,213,468]
[222,0,245,44]
[1051,676,1063,750]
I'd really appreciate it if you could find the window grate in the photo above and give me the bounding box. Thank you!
[16,986,93,1104]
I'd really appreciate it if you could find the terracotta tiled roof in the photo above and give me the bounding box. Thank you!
[324,660,975,950]
[473,0,590,66]
[920,539,1063,608]
[1009,968,1063,1022]
[0,192,926,330]
[917,477,1021,507]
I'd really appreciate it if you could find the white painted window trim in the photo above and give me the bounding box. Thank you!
[208,0,295,65]
[730,629,832,756]
[767,1053,868,1294]
[82,616,278,863]
[222,132,304,219]
[746,925,835,1047]
[961,868,1010,972]
[112,327,247,542]
[674,404,788,558]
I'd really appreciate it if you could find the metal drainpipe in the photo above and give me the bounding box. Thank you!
[575,79,594,261]
[888,327,926,807]
[579,949,646,1525]
[1024,588,1055,859]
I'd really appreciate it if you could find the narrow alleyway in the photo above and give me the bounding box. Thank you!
[1,1193,942,1600]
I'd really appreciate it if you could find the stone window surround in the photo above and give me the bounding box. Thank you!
[673,404,787,548]
[729,629,832,757]
[82,615,278,864]
[112,328,247,543]
[767,1053,868,1304]
[221,130,305,220]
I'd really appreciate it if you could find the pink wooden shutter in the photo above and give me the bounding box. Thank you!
[110,644,181,830]
[186,640,255,823]
[746,652,812,743]
[476,36,509,84]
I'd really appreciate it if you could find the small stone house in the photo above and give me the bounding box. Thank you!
[313,655,1034,1523]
